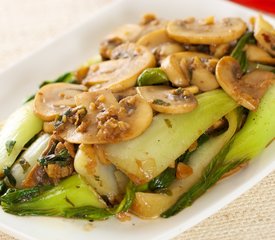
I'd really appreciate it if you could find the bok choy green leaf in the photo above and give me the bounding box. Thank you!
[1,174,136,220]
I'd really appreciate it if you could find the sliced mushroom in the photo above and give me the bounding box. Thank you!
[138,15,168,37]
[137,86,197,114]
[83,43,156,92]
[161,51,218,87]
[190,56,220,91]
[216,56,275,110]
[137,29,183,62]
[34,83,87,121]
[100,24,142,59]
[167,17,247,44]
[245,44,275,65]
[113,87,137,102]
[161,54,190,87]
[56,90,153,144]
[210,43,231,58]
[254,15,275,56]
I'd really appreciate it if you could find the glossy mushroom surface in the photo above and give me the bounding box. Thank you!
[83,43,156,92]
[216,56,274,110]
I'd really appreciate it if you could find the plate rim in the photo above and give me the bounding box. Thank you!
[0,0,274,239]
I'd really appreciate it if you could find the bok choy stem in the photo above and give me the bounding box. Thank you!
[0,101,43,177]
[132,109,240,218]
[103,90,238,184]
[161,84,275,218]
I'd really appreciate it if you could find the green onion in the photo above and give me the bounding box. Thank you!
[38,149,71,167]
[5,140,16,156]
[231,32,254,73]
[3,167,16,187]
[148,168,176,192]
[247,62,275,73]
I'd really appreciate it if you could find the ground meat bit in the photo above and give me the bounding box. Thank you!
[95,102,131,141]
[97,118,130,141]
[119,95,137,116]
[75,65,89,82]
[76,118,90,133]
[97,105,118,122]
[45,161,74,180]
[139,13,157,25]
[176,162,193,180]
[64,141,76,158]
[57,106,87,127]
[43,121,55,134]
[39,135,75,181]
[116,212,131,222]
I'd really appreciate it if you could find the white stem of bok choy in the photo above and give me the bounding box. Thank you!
[0,101,43,177]
[102,89,238,184]
[131,109,240,218]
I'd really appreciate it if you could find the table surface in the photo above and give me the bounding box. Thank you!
[0,0,274,239]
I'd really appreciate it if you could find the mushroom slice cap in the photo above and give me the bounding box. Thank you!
[137,29,172,49]
[110,24,142,42]
[100,24,142,59]
[254,15,275,56]
[191,68,219,92]
[161,55,190,87]
[167,17,247,44]
[84,43,156,92]
[161,51,218,88]
[137,86,198,114]
[245,44,275,65]
[118,94,153,139]
[137,29,184,62]
[190,56,219,92]
[173,51,216,61]
[56,90,153,144]
[139,17,168,37]
[216,56,275,110]
[34,83,87,121]
[113,87,137,102]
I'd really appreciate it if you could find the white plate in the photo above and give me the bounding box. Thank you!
[0,0,274,239]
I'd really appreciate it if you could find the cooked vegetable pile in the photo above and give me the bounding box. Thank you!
[0,14,275,220]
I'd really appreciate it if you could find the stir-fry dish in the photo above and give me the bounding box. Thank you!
[0,14,275,221]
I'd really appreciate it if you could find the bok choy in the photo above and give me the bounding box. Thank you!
[1,174,136,220]
[162,84,275,217]
[1,13,274,224]
[102,90,238,184]
[0,101,43,177]
[132,109,240,218]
